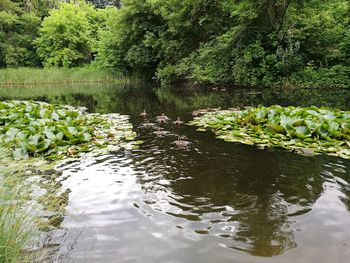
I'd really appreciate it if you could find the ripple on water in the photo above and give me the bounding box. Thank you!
[54,119,350,262]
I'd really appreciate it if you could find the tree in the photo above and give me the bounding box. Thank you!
[87,0,120,8]
[96,0,350,88]
[35,1,103,67]
[0,0,43,67]
[96,0,163,74]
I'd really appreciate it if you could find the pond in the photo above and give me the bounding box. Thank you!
[1,84,350,263]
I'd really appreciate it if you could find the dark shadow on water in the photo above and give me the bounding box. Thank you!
[132,119,328,256]
[1,83,350,260]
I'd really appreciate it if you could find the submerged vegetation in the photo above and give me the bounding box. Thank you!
[189,106,350,159]
[0,100,137,160]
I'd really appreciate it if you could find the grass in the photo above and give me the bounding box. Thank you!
[0,159,66,263]
[0,83,117,99]
[0,178,40,263]
[0,67,129,85]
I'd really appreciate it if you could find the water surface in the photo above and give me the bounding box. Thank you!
[2,84,350,263]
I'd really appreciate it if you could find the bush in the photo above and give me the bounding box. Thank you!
[35,1,109,68]
[96,0,350,88]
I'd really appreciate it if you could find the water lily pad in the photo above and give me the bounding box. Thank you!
[0,100,138,161]
[188,105,350,159]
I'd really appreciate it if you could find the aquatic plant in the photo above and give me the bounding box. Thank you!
[0,179,36,263]
[0,99,139,262]
[0,171,62,263]
[0,100,137,161]
[0,68,127,86]
[189,105,350,159]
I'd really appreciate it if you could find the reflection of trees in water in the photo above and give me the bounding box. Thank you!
[155,86,350,113]
[1,83,348,116]
[329,159,350,211]
[2,82,349,256]
[134,138,325,256]
[277,156,325,208]
[108,84,166,115]
[231,194,295,256]
[229,153,324,256]
[154,86,350,111]
[228,88,350,110]
[51,93,98,111]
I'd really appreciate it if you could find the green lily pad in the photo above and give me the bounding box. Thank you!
[0,100,139,161]
[189,105,350,160]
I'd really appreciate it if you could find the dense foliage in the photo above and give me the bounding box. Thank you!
[0,0,41,67]
[189,106,350,159]
[0,0,116,68]
[87,0,120,8]
[0,100,136,160]
[35,1,113,67]
[97,0,350,88]
[0,0,349,88]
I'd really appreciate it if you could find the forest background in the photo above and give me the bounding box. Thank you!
[1,0,349,88]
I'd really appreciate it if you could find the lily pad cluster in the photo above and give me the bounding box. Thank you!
[189,105,350,159]
[0,100,137,161]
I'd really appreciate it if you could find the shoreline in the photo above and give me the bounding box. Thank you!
[0,79,126,86]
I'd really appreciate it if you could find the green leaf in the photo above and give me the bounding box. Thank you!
[295,126,311,139]
[29,134,41,145]
[44,130,56,140]
[328,121,340,132]
[68,126,78,135]
[5,127,20,140]
[51,111,60,121]
[191,105,350,160]
[13,147,28,160]
[270,124,285,134]
[82,132,92,142]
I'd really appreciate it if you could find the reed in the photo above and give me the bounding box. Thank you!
[0,173,62,263]
[0,67,126,86]
[0,178,37,263]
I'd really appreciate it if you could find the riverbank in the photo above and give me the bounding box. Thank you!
[0,168,60,263]
[0,177,37,263]
[0,68,128,86]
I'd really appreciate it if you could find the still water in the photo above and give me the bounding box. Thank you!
[1,84,350,262]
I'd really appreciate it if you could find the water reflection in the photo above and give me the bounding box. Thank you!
[55,120,350,262]
[133,125,328,256]
[1,83,350,262]
[1,83,349,114]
